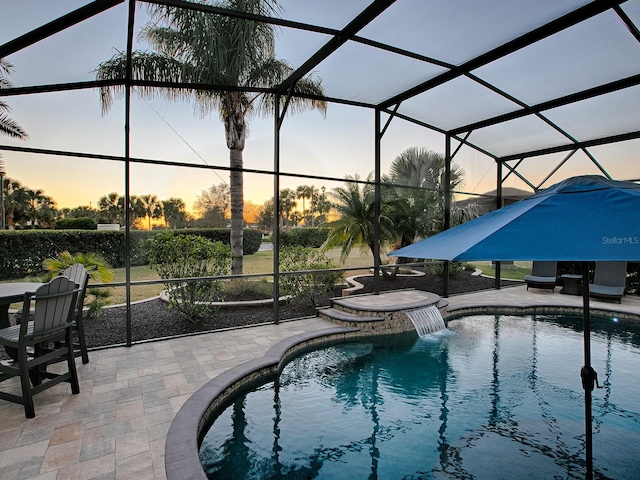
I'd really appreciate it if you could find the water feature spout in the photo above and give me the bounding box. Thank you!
[404,305,446,337]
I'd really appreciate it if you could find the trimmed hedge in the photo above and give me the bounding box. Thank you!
[280,227,329,248]
[54,217,98,230]
[0,228,263,280]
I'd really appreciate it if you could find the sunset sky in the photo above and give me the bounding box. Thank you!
[1,1,637,213]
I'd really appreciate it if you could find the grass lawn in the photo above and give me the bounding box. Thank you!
[13,247,536,306]
[104,246,380,304]
[470,261,532,281]
[3,249,529,307]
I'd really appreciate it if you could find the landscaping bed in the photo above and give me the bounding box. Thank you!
[0,269,520,359]
[82,269,519,349]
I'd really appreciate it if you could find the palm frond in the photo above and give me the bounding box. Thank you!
[253,62,326,118]
[0,58,14,76]
[0,112,28,139]
[95,50,194,114]
[43,251,114,283]
[97,1,325,120]
[148,1,277,80]
[286,74,327,117]
[0,99,11,114]
[0,58,28,140]
[324,173,395,262]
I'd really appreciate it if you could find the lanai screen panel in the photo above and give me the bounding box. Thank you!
[545,86,640,142]
[311,41,446,104]
[397,76,520,132]
[472,9,640,105]
[0,1,129,86]
[357,0,592,66]
[468,115,573,159]
[279,0,373,30]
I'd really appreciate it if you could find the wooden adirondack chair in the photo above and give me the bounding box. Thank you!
[0,276,80,418]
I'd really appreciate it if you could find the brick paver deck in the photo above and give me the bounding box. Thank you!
[1,285,638,479]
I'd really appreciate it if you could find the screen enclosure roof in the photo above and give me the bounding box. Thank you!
[1,0,640,186]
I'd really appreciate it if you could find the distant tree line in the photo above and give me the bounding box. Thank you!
[0,175,335,233]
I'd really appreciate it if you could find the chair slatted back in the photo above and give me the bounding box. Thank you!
[29,276,78,341]
[61,264,89,312]
[593,261,627,288]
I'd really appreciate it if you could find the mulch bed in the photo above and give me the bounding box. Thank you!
[82,268,520,349]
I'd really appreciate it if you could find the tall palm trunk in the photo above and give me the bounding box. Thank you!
[229,148,244,275]
[225,100,246,275]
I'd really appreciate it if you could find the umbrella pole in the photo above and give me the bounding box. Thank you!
[581,261,593,479]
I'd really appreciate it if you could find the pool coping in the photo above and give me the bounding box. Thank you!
[445,302,640,322]
[165,300,640,480]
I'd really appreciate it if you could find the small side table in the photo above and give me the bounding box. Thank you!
[561,274,582,295]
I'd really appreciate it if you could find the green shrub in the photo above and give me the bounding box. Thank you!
[280,228,329,248]
[54,217,98,230]
[144,231,231,321]
[242,229,263,254]
[429,260,467,277]
[279,246,340,307]
[85,288,112,318]
[42,251,115,316]
[0,228,262,280]
[164,228,262,255]
[0,230,151,279]
[224,278,273,301]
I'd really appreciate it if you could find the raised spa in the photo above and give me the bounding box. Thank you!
[197,313,640,479]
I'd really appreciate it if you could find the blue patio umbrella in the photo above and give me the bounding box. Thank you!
[389,175,640,478]
[390,175,640,262]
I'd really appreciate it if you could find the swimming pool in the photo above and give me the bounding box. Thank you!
[199,313,640,479]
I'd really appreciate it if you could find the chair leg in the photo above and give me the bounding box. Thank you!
[66,330,80,395]
[74,318,89,364]
[30,344,43,386]
[18,350,35,418]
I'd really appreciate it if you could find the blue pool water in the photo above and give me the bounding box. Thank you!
[199,314,640,479]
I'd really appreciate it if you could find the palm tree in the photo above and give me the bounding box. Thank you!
[0,59,28,140]
[137,194,162,230]
[24,188,46,228]
[314,185,331,225]
[127,195,144,228]
[279,188,297,227]
[384,147,475,250]
[324,174,395,269]
[296,184,314,226]
[95,0,326,274]
[4,178,28,228]
[97,192,122,224]
[162,197,186,228]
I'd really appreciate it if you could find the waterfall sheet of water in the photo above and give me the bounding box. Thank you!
[405,305,446,337]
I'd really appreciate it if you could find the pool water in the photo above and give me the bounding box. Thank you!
[199,314,640,479]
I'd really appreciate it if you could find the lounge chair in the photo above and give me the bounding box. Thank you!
[524,261,557,291]
[589,261,627,303]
